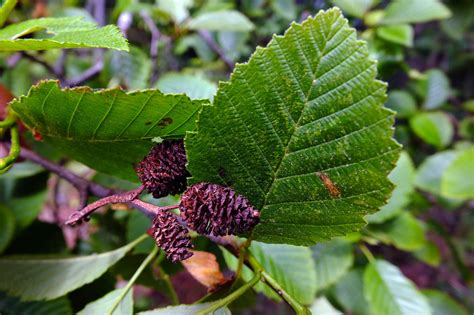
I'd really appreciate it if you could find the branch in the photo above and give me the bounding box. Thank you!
[198,30,234,69]
[67,61,104,87]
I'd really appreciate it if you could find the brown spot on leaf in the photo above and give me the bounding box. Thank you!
[316,172,341,198]
[158,117,173,127]
[145,121,153,125]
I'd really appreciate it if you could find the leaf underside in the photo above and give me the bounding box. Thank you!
[186,8,400,245]
[0,17,128,51]
[11,81,206,181]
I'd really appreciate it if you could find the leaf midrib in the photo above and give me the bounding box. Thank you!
[261,13,337,209]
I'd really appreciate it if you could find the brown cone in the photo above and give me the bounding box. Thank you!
[151,211,193,262]
[180,183,260,237]
[135,140,189,198]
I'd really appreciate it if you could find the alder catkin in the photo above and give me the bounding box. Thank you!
[151,211,193,262]
[179,183,260,237]
[135,140,188,198]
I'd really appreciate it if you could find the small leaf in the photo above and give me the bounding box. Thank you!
[415,150,458,195]
[414,241,441,267]
[330,269,370,315]
[0,291,72,315]
[11,81,206,181]
[364,260,432,315]
[0,17,128,51]
[187,10,255,32]
[309,296,342,315]
[331,0,376,18]
[384,90,417,119]
[410,112,453,149]
[0,205,15,254]
[106,45,152,90]
[312,239,354,292]
[381,0,451,25]
[421,69,451,110]
[376,24,413,47]
[138,303,230,314]
[186,8,400,245]
[368,212,426,251]
[0,235,146,300]
[423,290,468,315]
[157,0,193,24]
[78,288,133,315]
[181,251,227,290]
[441,147,474,199]
[156,73,217,101]
[367,151,415,223]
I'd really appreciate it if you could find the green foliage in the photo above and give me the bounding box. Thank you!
[186,8,400,245]
[0,292,72,315]
[0,205,15,253]
[156,73,217,101]
[138,303,230,314]
[330,269,370,315]
[423,290,468,315]
[187,10,255,32]
[0,235,146,300]
[11,81,207,181]
[376,24,413,47]
[364,260,431,315]
[331,0,376,18]
[381,0,451,25]
[410,112,453,149]
[78,288,133,315]
[312,239,354,292]
[415,150,458,195]
[0,17,128,51]
[441,147,474,199]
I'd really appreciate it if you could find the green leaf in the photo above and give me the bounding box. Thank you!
[11,81,206,181]
[410,112,453,149]
[0,291,72,315]
[186,8,400,245]
[78,288,133,315]
[156,73,217,101]
[381,0,451,25]
[422,290,468,315]
[331,0,376,18]
[126,211,154,254]
[0,17,128,51]
[415,150,458,195]
[367,212,426,251]
[421,69,451,110]
[0,235,146,300]
[0,205,15,254]
[364,260,431,315]
[106,45,151,90]
[0,0,17,28]
[222,242,316,305]
[376,24,413,47]
[441,147,474,199]
[157,0,193,24]
[414,241,441,267]
[330,269,370,315]
[187,10,255,32]
[138,303,230,314]
[312,239,354,292]
[8,191,47,230]
[309,297,342,315]
[367,152,415,223]
[384,90,417,119]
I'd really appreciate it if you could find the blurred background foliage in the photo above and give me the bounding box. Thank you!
[0,0,473,314]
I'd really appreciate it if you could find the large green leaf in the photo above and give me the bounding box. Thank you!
[186,8,400,245]
[441,147,474,199]
[380,0,451,25]
[0,291,72,315]
[0,17,128,51]
[11,81,206,181]
[78,288,133,315]
[312,239,354,292]
[0,235,146,300]
[364,260,431,315]
[222,242,316,305]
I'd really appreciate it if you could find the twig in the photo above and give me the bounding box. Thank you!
[140,11,161,85]
[67,61,104,87]
[65,185,145,226]
[198,30,234,69]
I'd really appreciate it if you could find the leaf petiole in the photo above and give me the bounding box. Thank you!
[109,246,158,315]
[197,271,261,315]
[0,125,20,173]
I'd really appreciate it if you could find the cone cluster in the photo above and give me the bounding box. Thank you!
[135,140,188,198]
[180,182,260,237]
